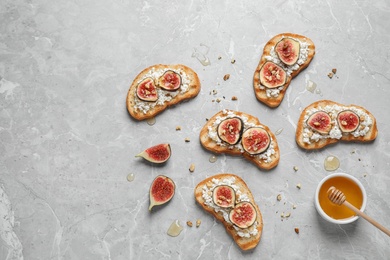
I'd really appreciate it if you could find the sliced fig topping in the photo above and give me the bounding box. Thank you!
[306,111,332,134]
[229,201,257,229]
[136,143,171,163]
[241,127,271,155]
[217,117,243,145]
[337,110,360,133]
[259,61,287,89]
[158,70,182,91]
[136,78,158,102]
[149,175,175,211]
[275,38,300,66]
[212,185,236,208]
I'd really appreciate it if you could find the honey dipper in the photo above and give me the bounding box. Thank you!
[327,186,390,236]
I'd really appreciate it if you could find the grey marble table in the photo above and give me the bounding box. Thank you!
[1,0,389,259]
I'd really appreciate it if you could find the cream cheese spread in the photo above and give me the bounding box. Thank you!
[207,110,275,163]
[302,105,373,144]
[134,67,191,114]
[201,177,259,238]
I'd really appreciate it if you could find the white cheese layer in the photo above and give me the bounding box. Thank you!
[134,67,191,114]
[207,110,275,163]
[302,105,373,144]
[201,177,259,238]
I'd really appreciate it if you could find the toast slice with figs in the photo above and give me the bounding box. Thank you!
[126,64,201,120]
[253,33,316,108]
[296,100,378,150]
[200,110,280,170]
[194,173,263,251]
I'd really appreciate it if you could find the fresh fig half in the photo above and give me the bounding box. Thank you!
[228,201,257,229]
[212,185,236,208]
[337,110,360,133]
[275,38,300,66]
[241,127,271,155]
[259,61,287,89]
[158,70,182,91]
[217,117,243,145]
[136,143,171,163]
[306,111,332,134]
[149,175,175,211]
[136,77,158,102]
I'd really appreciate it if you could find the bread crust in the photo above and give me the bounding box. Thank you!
[194,173,263,251]
[126,64,201,120]
[296,100,378,150]
[253,33,316,108]
[200,110,280,170]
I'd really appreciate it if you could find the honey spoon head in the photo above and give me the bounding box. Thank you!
[327,186,346,205]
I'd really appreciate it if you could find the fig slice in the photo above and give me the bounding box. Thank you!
[337,110,360,133]
[229,201,257,229]
[212,185,236,208]
[275,38,300,66]
[241,127,271,155]
[136,77,158,102]
[306,111,332,134]
[136,143,171,163]
[158,70,182,91]
[259,61,287,89]
[217,117,243,145]
[149,175,175,211]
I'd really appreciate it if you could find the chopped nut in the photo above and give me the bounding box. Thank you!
[328,72,334,79]
[223,74,230,81]
[218,56,222,60]
[196,219,201,227]
[212,89,217,95]
[187,221,193,227]
[231,96,238,101]
[285,212,291,218]
[277,194,282,201]
[216,98,221,103]
[292,204,297,209]
[293,166,298,172]
[332,68,337,74]
[294,227,300,234]
[189,163,195,172]
[231,59,236,64]
[296,183,301,189]
[176,126,182,131]
[185,138,191,142]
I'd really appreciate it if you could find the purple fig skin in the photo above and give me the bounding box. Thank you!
[228,201,257,229]
[306,111,332,134]
[259,61,287,89]
[337,110,360,133]
[212,185,236,208]
[275,38,300,66]
[158,70,182,91]
[241,127,271,155]
[217,117,243,145]
[136,143,171,163]
[136,77,158,102]
[149,175,175,211]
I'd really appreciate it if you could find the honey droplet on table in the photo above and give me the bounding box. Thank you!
[147,117,156,126]
[275,128,283,135]
[167,220,183,237]
[306,80,317,93]
[209,155,217,163]
[127,173,135,182]
[324,155,340,171]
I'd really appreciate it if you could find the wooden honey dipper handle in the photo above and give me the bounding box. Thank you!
[327,186,390,237]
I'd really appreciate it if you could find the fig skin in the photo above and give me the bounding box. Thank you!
[212,185,236,208]
[217,117,244,145]
[136,143,171,163]
[158,70,182,91]
[275,38,300,66]
[259,61,287,89]
[306,111,332,134]
[149,175,175,211]
[136,77,158,102]
[228,201,257,229]
[241,127,271,155]
[337,110,360,133]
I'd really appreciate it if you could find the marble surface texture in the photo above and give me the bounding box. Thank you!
[1,0,390,259]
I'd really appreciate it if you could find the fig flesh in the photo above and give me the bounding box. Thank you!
[229,201,257,229]
[259,61,287,89]
[275,38,300,66]
[136,143,171,163]
[306,111,332,134]
[149,175,175,211]
[241,127,271,155]
[212,185,236,208]
[158,70,182,91]
[217,117,243,145]
[337,110,360,133]
[136,78,158,102]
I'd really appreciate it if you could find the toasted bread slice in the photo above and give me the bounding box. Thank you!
[126,64,201,120]
[253,33,315,108]
[200,110,280,170]
[194,173,263,251]
[296,100,378,150]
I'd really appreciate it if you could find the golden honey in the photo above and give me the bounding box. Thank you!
[318,176,363,220]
